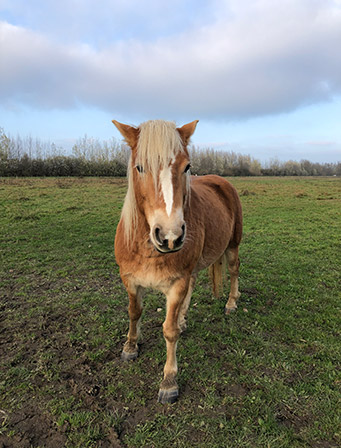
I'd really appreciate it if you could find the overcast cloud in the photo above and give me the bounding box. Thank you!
[1,0,341,120]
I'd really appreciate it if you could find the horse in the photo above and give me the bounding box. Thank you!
[113,119,243,404]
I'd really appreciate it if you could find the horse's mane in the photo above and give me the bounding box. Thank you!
[121,120,185,244]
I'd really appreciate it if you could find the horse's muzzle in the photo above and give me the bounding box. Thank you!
[152,223,186,253]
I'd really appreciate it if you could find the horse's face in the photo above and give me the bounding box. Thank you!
[113,119,198,253]
[133,151,191,253]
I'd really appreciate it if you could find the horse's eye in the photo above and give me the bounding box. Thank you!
[136,165,144,173]
[184,163,191,173]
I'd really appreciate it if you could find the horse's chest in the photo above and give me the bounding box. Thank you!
[121,258,176,292]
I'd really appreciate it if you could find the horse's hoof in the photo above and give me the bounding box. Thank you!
[158,387,179,404]
[121,350,138,361]
[225,306,237,315]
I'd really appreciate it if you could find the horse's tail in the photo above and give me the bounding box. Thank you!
[209,253,227,298]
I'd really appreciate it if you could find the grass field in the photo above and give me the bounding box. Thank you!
[0,176,340,448]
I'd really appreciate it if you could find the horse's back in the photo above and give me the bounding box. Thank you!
[191,174,238,199]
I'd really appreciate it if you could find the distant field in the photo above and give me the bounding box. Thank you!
[0,177,340,448]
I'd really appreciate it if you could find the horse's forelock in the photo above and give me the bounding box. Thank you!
[136,120,184,185]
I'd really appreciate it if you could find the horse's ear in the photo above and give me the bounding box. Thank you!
[112,120,139,148]
[177,120,199,145]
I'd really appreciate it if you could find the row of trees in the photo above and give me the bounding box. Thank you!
[0,130,129,177]
[0,128,340,177]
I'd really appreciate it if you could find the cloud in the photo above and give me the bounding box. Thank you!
[305,140,335,146]
[1,0,341,120]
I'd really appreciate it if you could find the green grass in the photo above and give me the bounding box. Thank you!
[0,176,340,447]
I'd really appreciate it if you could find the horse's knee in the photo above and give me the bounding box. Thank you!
[163,323,180,343]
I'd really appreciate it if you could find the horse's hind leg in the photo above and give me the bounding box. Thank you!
[225,246,241,314]
[121,285,144,361]
[179,275,196,333]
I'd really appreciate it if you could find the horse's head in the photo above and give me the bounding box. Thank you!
[113,119,198,253]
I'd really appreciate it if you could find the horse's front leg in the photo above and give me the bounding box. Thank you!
[158,277,189,404]
[121,284,144,361]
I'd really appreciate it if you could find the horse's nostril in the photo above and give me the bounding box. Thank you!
[174,225,186,248]
[154,226,167,247]
[174,236,182,247]
[154,226,162,245]
[180,224,186,241]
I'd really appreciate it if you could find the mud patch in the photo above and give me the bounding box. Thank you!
[242,287,261,298]
[0,406,66,448]
[215,383,248,399]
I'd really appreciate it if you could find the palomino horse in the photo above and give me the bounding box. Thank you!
[113,119,242,403]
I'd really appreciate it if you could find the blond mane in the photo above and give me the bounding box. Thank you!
[121,120,185,244]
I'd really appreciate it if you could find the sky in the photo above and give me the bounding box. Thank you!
[1,0,341,163]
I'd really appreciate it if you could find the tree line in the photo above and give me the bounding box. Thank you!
[0,128,340,177]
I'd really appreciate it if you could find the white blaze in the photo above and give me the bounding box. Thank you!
[160,165,173,217]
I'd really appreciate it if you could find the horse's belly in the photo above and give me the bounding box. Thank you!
[195,251,225,272]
